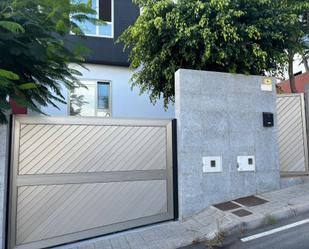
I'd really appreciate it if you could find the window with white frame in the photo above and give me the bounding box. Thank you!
[97,82,111,116]
[73,0,113,38]
[69,80,111,117]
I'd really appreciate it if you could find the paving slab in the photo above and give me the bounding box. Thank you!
[55,182,309,249]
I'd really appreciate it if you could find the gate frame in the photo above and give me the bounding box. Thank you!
[277,93,309,176]
[7,115,178,249]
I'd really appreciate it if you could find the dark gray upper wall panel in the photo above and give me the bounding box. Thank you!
[67,0,139,67]
[99,0,112,22]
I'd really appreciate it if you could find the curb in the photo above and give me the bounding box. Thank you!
[206,200,309,242]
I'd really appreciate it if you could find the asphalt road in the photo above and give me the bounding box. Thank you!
[226,219,309,249]
[179,212,309,249]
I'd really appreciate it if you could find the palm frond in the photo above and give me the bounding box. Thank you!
[0,21,25,33]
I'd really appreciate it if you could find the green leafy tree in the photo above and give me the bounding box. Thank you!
[281,1,309,92]
[119,0,309,106]
[0,0,100,123]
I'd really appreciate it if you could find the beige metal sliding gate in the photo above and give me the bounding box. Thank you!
[8,116,175,249]
[277,94,309,175]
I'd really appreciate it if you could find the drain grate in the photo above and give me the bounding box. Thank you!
[213,201,241,211]
[233,195,268,207]
[232,209,253,217]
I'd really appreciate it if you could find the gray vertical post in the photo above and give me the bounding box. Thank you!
[304,84,309,126]
[0,121,9,249]
[304,85,309,172]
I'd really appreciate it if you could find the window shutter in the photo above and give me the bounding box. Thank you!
[99,0,112,22]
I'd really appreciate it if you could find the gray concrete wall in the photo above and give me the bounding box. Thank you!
[0,124,8,249]
[175,69,280,219]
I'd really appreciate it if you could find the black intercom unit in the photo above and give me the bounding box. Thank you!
[263,112,274,127]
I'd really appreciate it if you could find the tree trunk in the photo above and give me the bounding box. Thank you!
[304,56,309,73]
[288,51,297,93]
[303,12,309,72]
[304,11,309,73]
[301,52,309,72]
[307,11,309,33]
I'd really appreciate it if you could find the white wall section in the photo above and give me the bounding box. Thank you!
[39,64,175,119]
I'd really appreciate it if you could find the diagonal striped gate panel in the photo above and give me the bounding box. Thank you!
[8,116,175,249]
[276,94,308,174]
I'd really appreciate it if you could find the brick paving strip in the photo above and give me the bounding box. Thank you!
[56,182,309,249]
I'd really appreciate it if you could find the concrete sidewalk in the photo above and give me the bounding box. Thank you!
[56,182,309,249]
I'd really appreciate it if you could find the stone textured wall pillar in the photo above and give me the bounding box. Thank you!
[304,84,309,143]
[175,69,280,219]
[0,123,9,249]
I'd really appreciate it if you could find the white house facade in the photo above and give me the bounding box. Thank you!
[34,0,174,119]
[40,64,174,118]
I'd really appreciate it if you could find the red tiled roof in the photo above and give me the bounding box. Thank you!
[277,72,309,93]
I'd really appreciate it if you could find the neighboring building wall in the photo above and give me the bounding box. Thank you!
[290,54,308,77]
[281,54,308,81]
[39,64,175,119]
[0,124,8,249]
[9,100,27,115]
[175,69,280,219]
